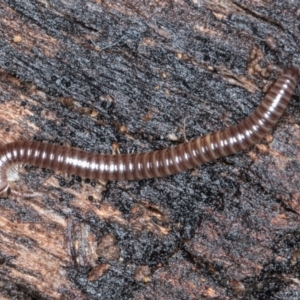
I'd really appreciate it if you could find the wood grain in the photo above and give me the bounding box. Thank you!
[0,1,299,299]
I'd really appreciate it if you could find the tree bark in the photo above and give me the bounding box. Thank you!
[0,1,299,299]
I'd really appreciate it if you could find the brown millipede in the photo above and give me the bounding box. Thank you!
[0,67,298,195]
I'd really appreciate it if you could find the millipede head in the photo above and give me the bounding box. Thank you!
[285,66,299,79]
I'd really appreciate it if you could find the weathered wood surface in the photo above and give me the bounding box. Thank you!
[0,1,299,299]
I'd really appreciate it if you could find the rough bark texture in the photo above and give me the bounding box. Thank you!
[0,1,300,299]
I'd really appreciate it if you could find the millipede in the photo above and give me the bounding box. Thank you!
[0,66,298,196]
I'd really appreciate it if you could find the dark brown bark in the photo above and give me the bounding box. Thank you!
[0,1,299,299]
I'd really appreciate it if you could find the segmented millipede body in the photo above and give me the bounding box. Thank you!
[0,67,298,194]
